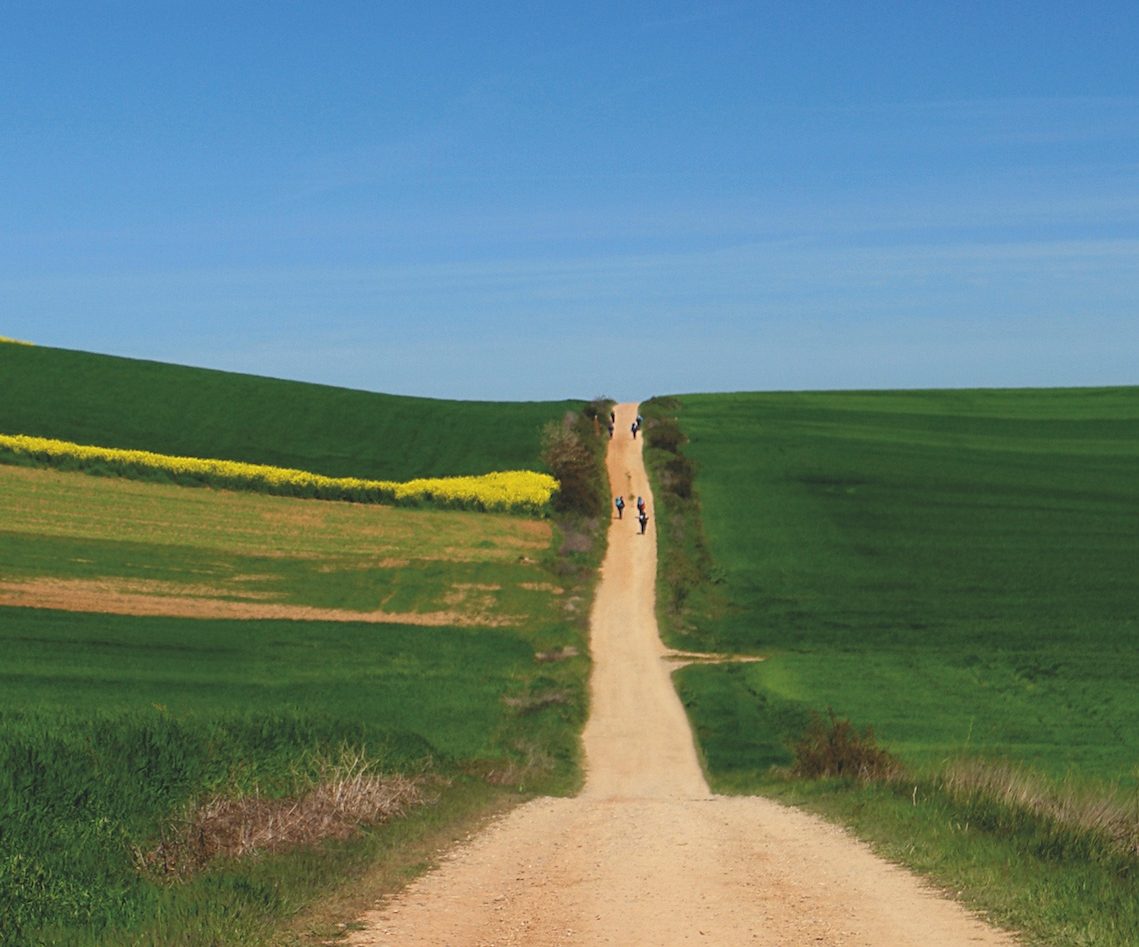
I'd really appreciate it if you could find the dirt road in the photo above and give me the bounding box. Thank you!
[347,404,1017,946]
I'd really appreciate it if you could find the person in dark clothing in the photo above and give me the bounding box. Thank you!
[638,509,649,534]
[615,495,625,519]
[631,421,638,439]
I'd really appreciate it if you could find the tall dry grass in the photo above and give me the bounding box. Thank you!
[140,753,426,878]
[790,713,1138,869]
[939,758,1139,863]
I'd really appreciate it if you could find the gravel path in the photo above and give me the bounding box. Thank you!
[346,403,1018,946]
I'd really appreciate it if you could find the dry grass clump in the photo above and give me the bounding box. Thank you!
[503,689,571,715]
[472,741,559,789]
[534,645,579,663]
[140,755,425,879]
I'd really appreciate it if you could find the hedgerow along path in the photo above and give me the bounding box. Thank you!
[345,404,1019,946]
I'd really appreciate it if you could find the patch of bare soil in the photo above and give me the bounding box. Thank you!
[0,578,515,627]
[344,404,1020,946]
[661,647,764,667]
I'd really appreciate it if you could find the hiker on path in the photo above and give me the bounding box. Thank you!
[631,421,638,439]
[638,509,649,534]
[636,496,645,516]
[615,495,625,519]
[607,421,614,438]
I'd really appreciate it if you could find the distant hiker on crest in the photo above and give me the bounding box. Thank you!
[636,413,643,428]
[607,420,614,438]
[615,495,625,519]
[610,410,616,425]
[638,509,649,534]
[631,421,638,439]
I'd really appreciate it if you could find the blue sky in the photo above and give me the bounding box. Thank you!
[4,2,1137,401]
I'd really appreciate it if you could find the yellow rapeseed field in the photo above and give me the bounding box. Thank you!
[0,433,558,513]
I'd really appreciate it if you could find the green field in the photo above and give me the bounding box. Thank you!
[0,342,576,479]
[0,344,602,945]
[643,387,1139,944]
[14,336,1138,943]
[650,388,1139,782]
[0,467,594,945]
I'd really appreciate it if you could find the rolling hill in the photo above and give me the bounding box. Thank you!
[0,341,577,479]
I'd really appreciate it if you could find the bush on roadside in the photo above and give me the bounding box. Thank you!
[638,398,725,648]
[791,709,903,782]
[645,414,685,455]
[581,397,611,423]
[660,454,694,499]
[540,406,608,518]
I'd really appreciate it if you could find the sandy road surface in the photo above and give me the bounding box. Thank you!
[347,404,1017,946]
